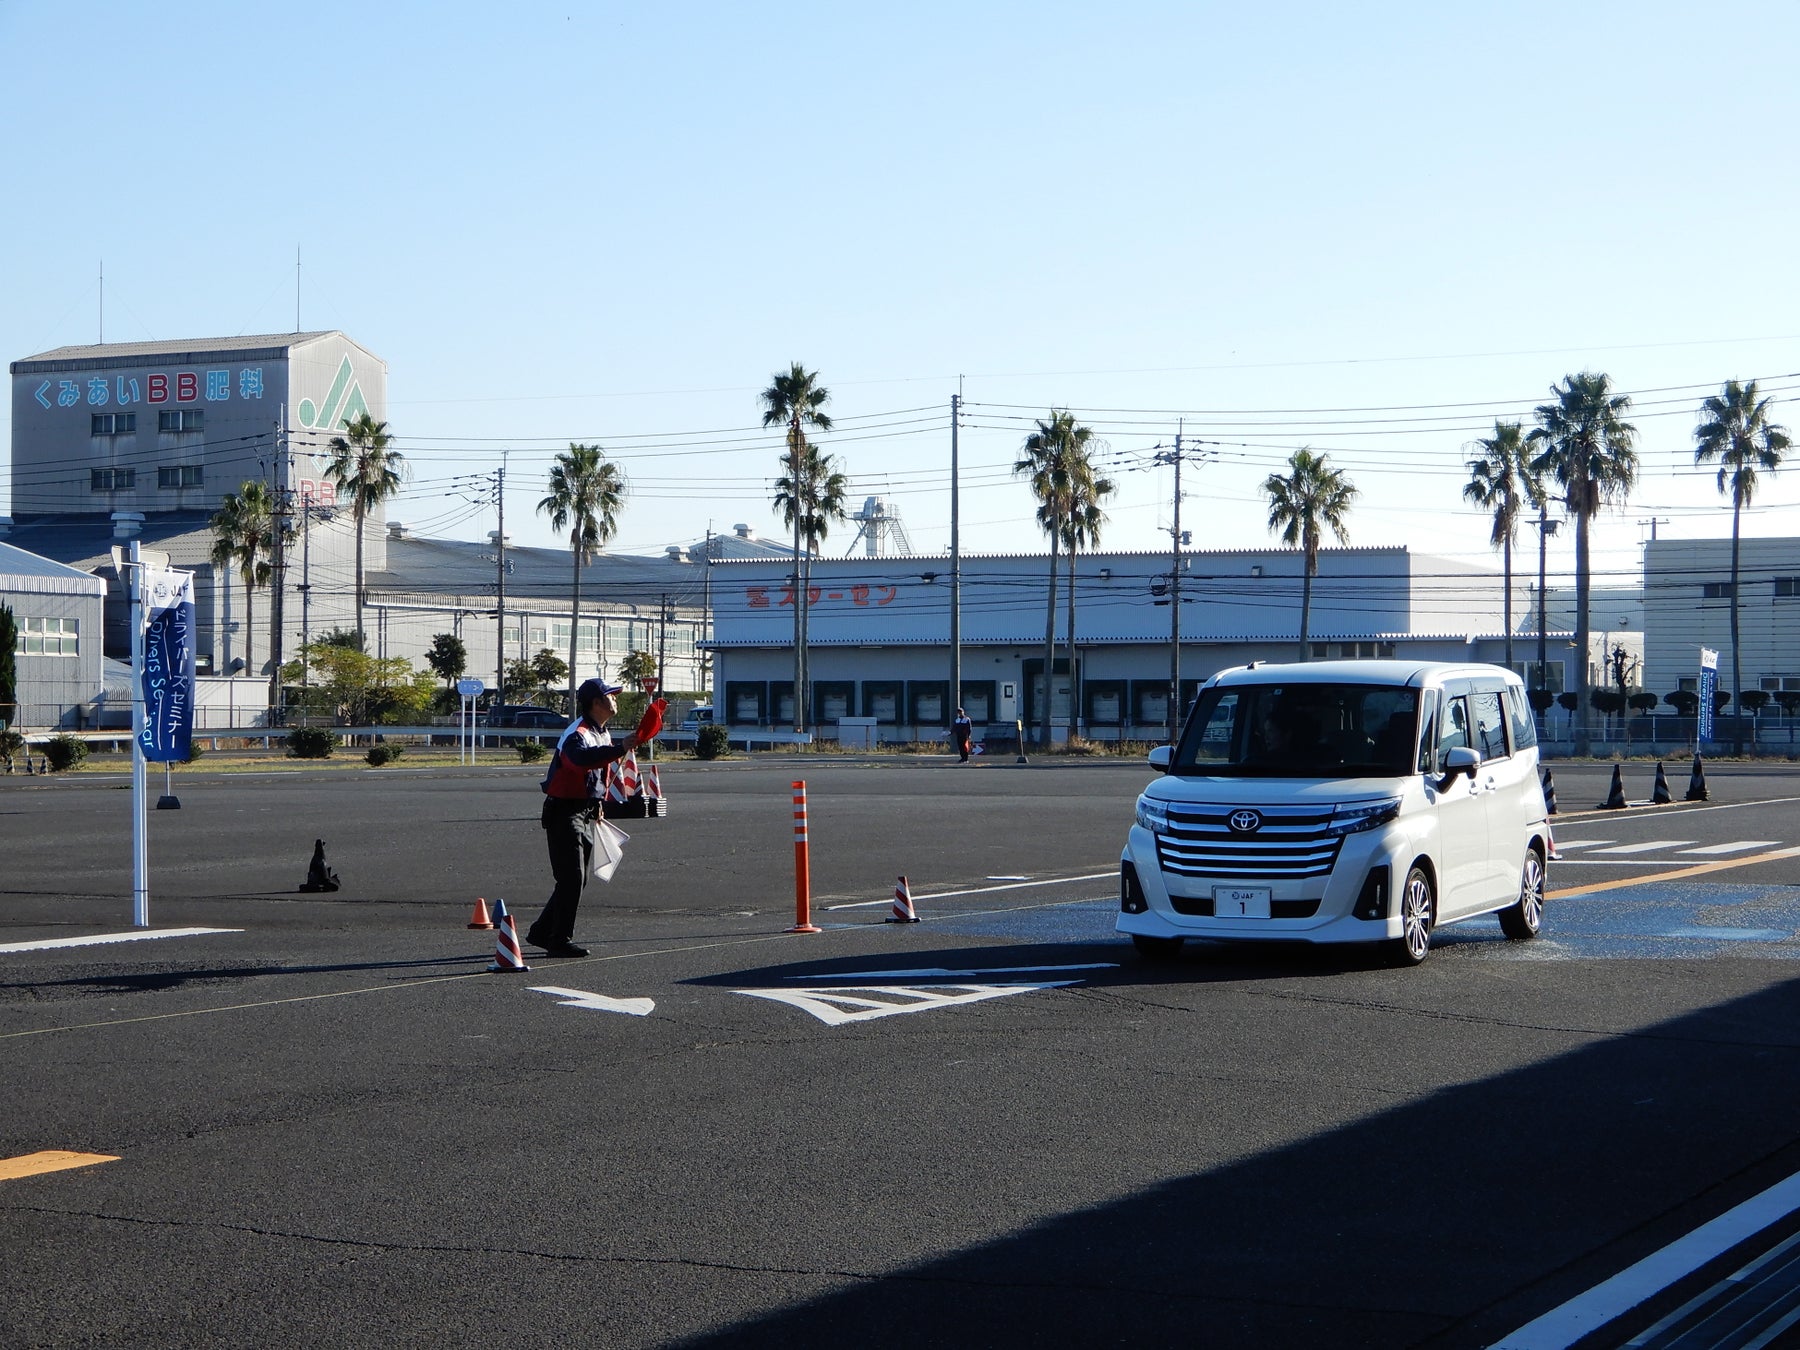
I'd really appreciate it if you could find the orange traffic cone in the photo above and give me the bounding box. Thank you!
[467,896,495,930]
[887,875,920,923]
[488,899,530,972]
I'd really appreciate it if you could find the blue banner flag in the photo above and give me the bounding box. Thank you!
[1697,647,1718,743]
[140,569,196,763]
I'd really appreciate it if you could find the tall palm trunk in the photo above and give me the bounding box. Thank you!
[353,504,366,652]
[1730,498,1744,755]
[1041,533,1059,746]
[1502,532,1514,669]
[569,548,583,699]
[1298,529,1318,661]
[1572,510,1592,758]
[244,584,256,677]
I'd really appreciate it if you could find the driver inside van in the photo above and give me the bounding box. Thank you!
[1249,697,1332,769]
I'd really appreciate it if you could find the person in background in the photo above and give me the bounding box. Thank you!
[527,678,639,957]
[951,707,974,763]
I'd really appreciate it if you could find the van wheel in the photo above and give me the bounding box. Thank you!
[1131,934,1184,961]
[1389,866,1435,966]
[1499,846,1546,940]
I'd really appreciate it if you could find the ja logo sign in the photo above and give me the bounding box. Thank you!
[297,355,372,431]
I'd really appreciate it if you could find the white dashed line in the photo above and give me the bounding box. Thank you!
[0,928,242,954]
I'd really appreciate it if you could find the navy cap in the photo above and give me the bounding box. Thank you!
[576,678,624,706]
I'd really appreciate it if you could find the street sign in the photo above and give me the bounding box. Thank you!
[457,677,485,698]
[641,677,660,694]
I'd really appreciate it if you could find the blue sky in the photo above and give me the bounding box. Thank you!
[5,1,1797,596]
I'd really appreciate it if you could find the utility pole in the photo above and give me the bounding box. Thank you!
[1153,424,1197,742]
[494,462,507,706]
[949,386,961,728]
[1529,498,1559,697]
[268,409,289,720]
[656,593,669,688]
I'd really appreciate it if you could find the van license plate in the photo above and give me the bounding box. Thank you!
[1213,887,1272,918]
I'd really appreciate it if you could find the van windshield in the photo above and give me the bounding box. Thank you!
[1171,682,1422,778]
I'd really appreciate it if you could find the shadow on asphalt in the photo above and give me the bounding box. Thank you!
[2,955,485,994]
[672,962,1800,1349]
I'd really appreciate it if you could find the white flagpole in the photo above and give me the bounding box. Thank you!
[130,541,149,927]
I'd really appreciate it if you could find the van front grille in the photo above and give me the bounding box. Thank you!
[1155,804,1342,880]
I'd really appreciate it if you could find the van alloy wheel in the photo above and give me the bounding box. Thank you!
[1499,847,1546,940]
[1392,866,1435,966]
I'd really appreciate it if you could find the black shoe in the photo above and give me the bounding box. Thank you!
[545,941,589,958]
[525,927,551,950]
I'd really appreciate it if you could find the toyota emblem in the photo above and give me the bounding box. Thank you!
[1228,809,1263,834]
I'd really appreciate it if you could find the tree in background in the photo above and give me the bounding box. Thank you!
[618,649,658,689]
[761,364,835,732]
[531,648,569,704]
[538,443,627,701]
[1462,421,1538,670]
[281,642,434,725]
[425,633,467,686]
[1528,373,1637,757]
[1693,379,1789,755]
[1015,411,1095,746]
[1263,448,1358,662]
[1061,452,1114,740]
[323,412,407,652]
[0,603,16,729]
[208,480,277,676]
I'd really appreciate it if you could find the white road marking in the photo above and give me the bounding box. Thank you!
[792,963,1117,980]
[528,986,655,1016]
[736,982,1078,1026]
[825,871,1114,910]
[0,928,242,954]
[1545,840,1614,851]
[1589,841,1698,855]
[1489,1168,1800,1349]
[1676,841,1781,855]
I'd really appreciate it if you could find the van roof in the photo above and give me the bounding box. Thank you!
[1210,659,1523,688]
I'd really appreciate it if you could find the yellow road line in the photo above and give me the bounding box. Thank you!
[1549,845,1800,899]
[0,1151,118,1181]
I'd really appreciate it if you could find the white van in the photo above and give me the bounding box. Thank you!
[1119,660,1549,965]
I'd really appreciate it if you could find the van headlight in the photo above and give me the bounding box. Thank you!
[1325,798,1402,837]
[1136,797,1170,834]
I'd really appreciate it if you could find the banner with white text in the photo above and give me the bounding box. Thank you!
[140,568,196,763]
[1697,647,1718,742]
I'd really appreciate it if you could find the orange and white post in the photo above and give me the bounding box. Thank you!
[788,780,821,933]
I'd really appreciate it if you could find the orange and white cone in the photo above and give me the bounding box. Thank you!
[467,896,495,930]
[887,874,920,923]
[488,898,530,972]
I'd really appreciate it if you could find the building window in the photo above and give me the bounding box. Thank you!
[1775,577,1798,598]
[90,468,136,491]
[158,465,204,489]
[91,412,137,435]
[19,616,79,656]
[158,408,204,432]
[1701,581,1734,600]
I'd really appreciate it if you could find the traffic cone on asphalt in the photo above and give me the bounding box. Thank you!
[1601,764,1629,809]
[487,899,530,972]
[1652,763,1673,805]
[467,896,495,930]
[1541,768,1558,815]
[887,875,920,924]
[1685,755,1709,802]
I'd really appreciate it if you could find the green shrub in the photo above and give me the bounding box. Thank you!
[694,723,730,760]
[516,740,548,763]
[286,727,337,759]
[0,729,23,764]
[182,740,206,763]
[44,734,89,772]
[366,743,405,766]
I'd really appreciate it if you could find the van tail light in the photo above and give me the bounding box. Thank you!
[1353,865,1390,922]
[1120,861,1148,914]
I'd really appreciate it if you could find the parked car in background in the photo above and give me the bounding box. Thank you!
[680,705,714,731]
[482,704,570,730]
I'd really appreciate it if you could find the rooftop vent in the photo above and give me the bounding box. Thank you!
[734,523,755,539]
[666,545,690,562]
[487,530,510,547]
[111,511,145,539]
[387,521,410,540]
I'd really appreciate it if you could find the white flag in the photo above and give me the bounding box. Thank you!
[593,818,630,882]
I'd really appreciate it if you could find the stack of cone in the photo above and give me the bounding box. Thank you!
[1685,754,1709,802]
[467,896,495,930]
[488,899,530,972]
[1652,763,1673,805]
[887,874,920,924]
[1541,768,1558,815]
[1601,764,1629,810]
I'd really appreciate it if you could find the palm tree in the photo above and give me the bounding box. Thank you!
[538,443,627,703]
[1015,411,1094,744]
[1527,373,1637,757]
[1694,379,1789,754]
[1061,462,1114,740]
[209,480,277,676]
[760,364,834,732]
[323,412,407,652]
[1462,420,1538,669]
[1263,448,1357,661]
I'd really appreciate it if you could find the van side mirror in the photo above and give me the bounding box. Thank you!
[1438,745,1480,787]
[1148,745,1173,772]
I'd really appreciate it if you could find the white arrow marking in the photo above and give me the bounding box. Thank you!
[736,982,1077,1026]
[792,963,1117,980]
[528,985,655,1016]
